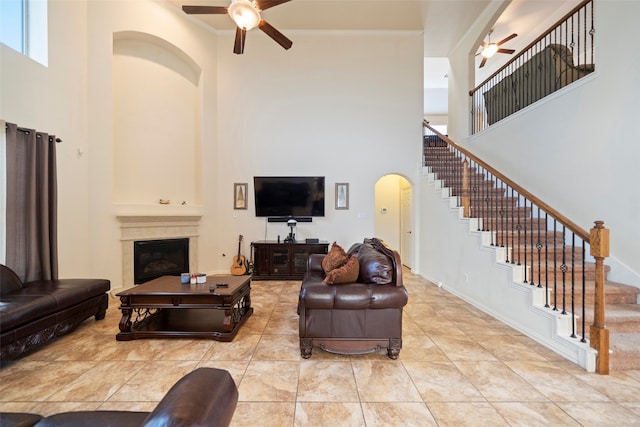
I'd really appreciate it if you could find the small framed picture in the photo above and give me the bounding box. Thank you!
[234,183,248,210]
[335,183,349,210]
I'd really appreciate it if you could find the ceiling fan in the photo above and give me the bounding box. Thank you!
[476,30,517,68]
[182,0,292,55]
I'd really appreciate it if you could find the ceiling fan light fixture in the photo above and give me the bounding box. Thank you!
[481,43,498,58]
[228,0,261,30]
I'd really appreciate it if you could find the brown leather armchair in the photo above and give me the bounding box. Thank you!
[298,238,408,359]
[0,368,238,427]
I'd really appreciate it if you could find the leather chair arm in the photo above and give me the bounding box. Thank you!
[307,254,325,273]
[142,368,238,427]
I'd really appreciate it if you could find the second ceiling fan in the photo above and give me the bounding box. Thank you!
[477,30,518,68]
[182,0,292,54]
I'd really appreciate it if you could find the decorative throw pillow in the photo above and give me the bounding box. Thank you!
[323,255,360,285]
[322,242,348,273]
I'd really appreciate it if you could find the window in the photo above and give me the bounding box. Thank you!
[0,0,48,66]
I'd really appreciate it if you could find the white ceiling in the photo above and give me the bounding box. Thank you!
[169,0,491,57]
[168,0,580,114]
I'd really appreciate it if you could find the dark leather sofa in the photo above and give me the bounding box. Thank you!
[0,367,238,427]
[0,264,110,364]
[298,238,408,359]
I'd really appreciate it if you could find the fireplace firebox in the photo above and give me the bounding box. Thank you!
[134,238,189,284]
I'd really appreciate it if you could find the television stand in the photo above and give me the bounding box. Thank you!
[251,240,329,280]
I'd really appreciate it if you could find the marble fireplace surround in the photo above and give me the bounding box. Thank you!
[117,215,201,290]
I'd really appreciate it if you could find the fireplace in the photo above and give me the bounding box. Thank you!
[134,238,189,284]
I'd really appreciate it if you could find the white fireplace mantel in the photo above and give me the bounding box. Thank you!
[117,214,201,290]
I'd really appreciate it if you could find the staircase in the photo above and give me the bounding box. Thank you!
[424,143,640,371]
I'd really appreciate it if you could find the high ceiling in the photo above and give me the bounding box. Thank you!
[167,0,580,115]
[168,0,491,57]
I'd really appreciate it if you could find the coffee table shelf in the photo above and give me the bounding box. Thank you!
[116,274,252,342]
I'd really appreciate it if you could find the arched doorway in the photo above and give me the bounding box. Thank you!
[374,174,413,269]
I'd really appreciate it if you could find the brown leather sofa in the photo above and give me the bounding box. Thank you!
[298,238,408,359]
[0,264,110,364]
[0,367,238,427]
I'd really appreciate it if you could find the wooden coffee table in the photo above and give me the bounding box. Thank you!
[116,274,252,342]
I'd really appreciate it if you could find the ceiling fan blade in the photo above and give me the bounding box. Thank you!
[234,27,246,55]
[258,20,293,50]
[256,0,291,11]
[182,5,228,14]
[496,33,517,46]
[497,48,515,55]
[479,57,488,68]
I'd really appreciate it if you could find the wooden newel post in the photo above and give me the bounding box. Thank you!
[589,220,610,374]
[462,159,470,218]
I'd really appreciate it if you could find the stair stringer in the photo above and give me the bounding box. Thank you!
[418,173,597,371]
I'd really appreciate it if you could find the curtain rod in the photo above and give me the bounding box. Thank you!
[4,122,62,143]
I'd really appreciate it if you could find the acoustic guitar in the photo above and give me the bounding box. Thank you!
[230,235,247,275]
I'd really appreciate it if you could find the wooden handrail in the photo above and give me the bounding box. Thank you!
[470,0,593,96]
[424,123,610,374]
[425,124,589,241]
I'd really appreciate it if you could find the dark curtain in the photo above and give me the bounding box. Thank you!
[5,122,58,282]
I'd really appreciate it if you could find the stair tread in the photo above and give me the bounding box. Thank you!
[425,150,640,370]
[609,333,640,370]
[610,332,640,351]
[581,304,640,320]
[570,280,639,295]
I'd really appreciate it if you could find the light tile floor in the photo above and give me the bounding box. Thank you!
[2,270,640,426]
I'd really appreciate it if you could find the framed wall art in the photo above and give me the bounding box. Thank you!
[335,183,349,210]
[234,183,248,210]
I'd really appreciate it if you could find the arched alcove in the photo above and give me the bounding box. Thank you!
[374,174,413,268]
[112,31,202,207]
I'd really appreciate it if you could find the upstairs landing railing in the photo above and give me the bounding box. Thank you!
[423,124,610,374]
[470,0,595,134]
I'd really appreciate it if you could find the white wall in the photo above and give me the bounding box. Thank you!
[213,30,423,266]
[1,0,92,275]
[1,0,424,286]
[447,0,640,283]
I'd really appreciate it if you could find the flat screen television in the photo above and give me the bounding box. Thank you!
[254,176,325,218]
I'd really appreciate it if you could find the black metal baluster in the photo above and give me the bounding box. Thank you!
[516,193,521,266]
[530,202,536,286]
[577,6,582,71]
[499,181,505,248]
[480,166,485,231]
[553,219,558,311]
[590,0,595,66]
[523,198,528,282]
[489,172,495,245]
[494,177,500,246]
[570,232,577,338]
[474,161,479,229]
[581,241,587,342]
[545,212,550,308]
[536,207,542,288]
[561,225,567,315]
[511,187,515,264]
